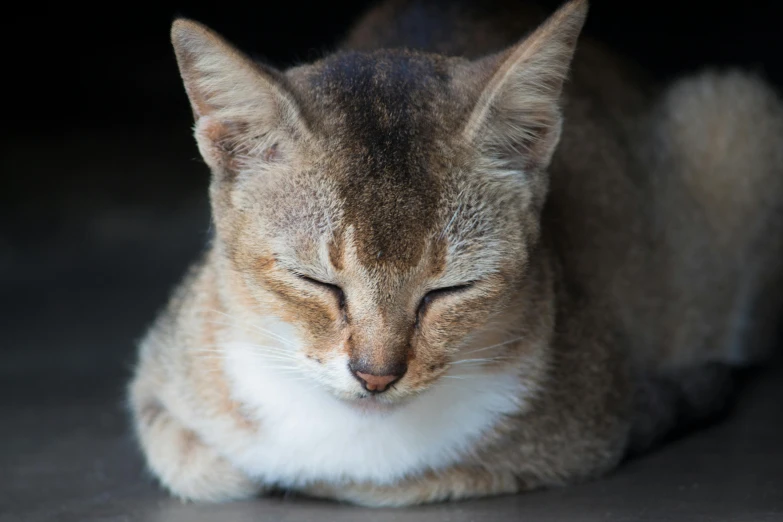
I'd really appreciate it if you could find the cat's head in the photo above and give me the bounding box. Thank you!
[172,0,586,408]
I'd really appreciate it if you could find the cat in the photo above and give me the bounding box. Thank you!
[127,0,783,507]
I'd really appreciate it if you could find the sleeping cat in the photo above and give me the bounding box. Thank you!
[127,0,783,506]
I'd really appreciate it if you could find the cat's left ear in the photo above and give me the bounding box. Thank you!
[171,19,311,180]
[462,0,587,171]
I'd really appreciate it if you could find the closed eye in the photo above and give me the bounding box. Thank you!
[416,282,475,325]
[295,273,346,309]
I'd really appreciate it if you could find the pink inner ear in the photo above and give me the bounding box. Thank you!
[198,116,229,145]
[195,116,248,177]
[195,114,283,180]
[262,144,280,162]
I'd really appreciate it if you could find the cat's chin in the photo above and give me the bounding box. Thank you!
[340,395,407,415]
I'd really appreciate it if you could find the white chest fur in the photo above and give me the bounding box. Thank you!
[220,341,526,487]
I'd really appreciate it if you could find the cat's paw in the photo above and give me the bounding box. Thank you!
[135,401,260,502]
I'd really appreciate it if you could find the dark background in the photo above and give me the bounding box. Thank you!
[6,0,783,134]
[2,2,783,519]
[3,0,782,373]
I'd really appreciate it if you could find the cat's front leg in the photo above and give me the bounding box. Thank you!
[302,466,527,507]
[132,398,262,503]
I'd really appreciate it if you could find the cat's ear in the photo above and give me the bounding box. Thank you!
[171,19,310,179]
[462,0,587,171]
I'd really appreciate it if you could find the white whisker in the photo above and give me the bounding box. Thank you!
[202,308,297,347]
[439,201,463,240]
[451,356,511,365]
[460,335,525,356]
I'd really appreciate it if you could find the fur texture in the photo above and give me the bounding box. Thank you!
[127,0,783,507]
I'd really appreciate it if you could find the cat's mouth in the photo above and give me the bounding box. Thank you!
[341,393,405,415]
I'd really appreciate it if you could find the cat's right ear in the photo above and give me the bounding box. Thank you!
[171,19,311,179]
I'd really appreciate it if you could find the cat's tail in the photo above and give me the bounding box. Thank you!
[648,69,783,367]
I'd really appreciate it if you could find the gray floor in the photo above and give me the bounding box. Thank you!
[3,131,782,521]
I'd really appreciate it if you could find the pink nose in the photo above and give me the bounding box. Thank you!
[354,372,401,393]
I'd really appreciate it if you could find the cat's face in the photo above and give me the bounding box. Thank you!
[171,4,584,408]
[220,117,535,406]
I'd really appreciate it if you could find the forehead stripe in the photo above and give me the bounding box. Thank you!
[313,50,449,269]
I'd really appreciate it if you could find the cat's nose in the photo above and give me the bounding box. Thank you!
[355,372,400,392]
[350,363,406,393]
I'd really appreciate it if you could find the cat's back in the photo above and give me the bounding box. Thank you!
[342,0,652,106]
